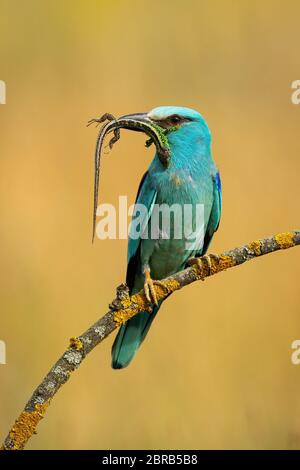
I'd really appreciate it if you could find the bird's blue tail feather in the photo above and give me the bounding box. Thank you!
[111,302,161,369]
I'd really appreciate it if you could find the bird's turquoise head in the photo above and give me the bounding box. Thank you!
[147,106,211,158]
[113,106,211,167]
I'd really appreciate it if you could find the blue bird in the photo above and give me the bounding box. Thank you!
[106,106,222,369]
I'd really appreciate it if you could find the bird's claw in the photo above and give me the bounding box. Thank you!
[188,254,219,280]
[144,269,166,306]
[188,256,206,280]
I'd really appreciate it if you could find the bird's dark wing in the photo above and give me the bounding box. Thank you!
[201,170,222,255]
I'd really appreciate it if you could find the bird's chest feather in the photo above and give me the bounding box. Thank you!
[141,164,214,278]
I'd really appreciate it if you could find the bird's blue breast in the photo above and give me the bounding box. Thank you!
[130,149,216,285]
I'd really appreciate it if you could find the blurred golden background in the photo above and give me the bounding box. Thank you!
[0,0,300,450]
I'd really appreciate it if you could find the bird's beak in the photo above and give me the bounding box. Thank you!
[105,112,171,167]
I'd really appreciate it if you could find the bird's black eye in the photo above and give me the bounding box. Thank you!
[169,114,181,125]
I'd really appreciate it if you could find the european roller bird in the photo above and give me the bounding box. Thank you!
[92,106,222,369]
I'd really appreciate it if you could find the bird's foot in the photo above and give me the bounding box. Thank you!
[188,254,220,280]
[143,268,166,306]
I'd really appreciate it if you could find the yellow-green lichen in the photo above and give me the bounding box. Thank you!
[114,309,135,327]
[4,401,50,450]
[113,279,180,327]
[114,293,151,327]
[69,337,83,351]
[249,240,262,256]
[275,232,295,249]
[162,279,180,293]
[218,255,235,271]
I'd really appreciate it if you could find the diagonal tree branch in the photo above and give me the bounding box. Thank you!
[1,231,299,450]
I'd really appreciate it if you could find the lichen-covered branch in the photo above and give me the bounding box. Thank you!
[2,231,299,450]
